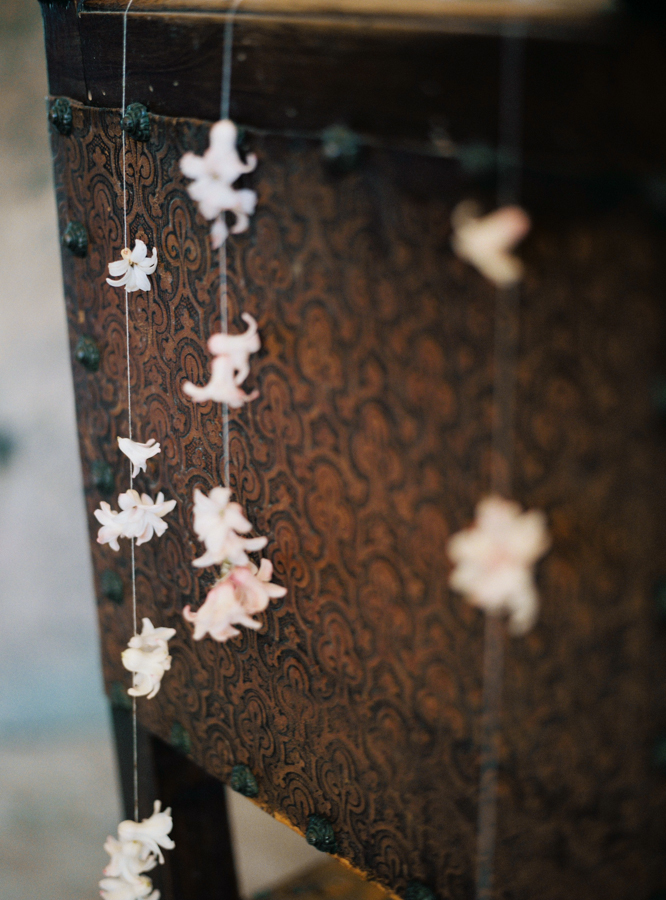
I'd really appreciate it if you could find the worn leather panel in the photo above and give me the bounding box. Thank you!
[51,100,666,900]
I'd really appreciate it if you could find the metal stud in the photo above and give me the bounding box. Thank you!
[653,734,666,771]
[651,379,666,418]
[101,569,124,605]
[321,125,362,174]
[49,97,73,135]
[404,882,436,900]
[74,335,100,372]
[654,580,666,623]
[305,814,338,854]
[63,221,88,257]
[170,722,192,755]
[230,764,259,798]
[121,102,151,142]
[92,460,115,496]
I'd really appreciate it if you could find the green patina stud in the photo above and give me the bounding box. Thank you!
[92,460,115,496]
[109,681,132,711]
[230,764,259,798]
[404,882,436,900]
[101,569,124,605]
[170,722,192,756]
[121,102,151,142]
[63,221,88,257]
[654,580,666,624]
[651,379,666,417]
[653,735,666,771]
[49,97,73,135]
[321,125,362,175]
[75,335,100,372]
[305,815,338,854]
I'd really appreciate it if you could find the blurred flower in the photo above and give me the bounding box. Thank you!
[107,239,158,292]
[103,837,157,884]
[183,313,260,408]
[180,118,257,249]
[451,201,530,287]
[122,618,176,699]
[447,495,550,635]
[117,801,175,863]
[101,802,173,900]
[99,874,158,900]
[183,559,285,642]
[230,559,287,613]
[118,437,161,478]
[191,486,266,568]
[183,578,259,642]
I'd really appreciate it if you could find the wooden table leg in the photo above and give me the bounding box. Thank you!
[111,705,240,900]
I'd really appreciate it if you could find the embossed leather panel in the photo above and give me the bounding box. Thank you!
[51,101,666,900]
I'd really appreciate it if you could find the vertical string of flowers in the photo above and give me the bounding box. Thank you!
[447,27,550,900]
[178,0,287,644]
[95,3,174,896]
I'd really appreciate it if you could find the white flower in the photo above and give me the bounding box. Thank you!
[103,837,157,883]
[117,801,175,864]
[107,239,158,292]
[180,119,257,249]
[451,201,531,287]
[447,495,550,635]
[122,618,176,699]
[94,490,177,550]
[118,437,161,478]
[95,501,126,552]
[101,802,173,900]
[118,490,176,545]
[183,313,260,408]
[183,559,286,642]
[191,486,267,569]
[99,874,159,900]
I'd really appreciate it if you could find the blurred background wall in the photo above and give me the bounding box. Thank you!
[0,3,322,897]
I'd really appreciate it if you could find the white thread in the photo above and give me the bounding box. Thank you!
[475,23,526,900]
[120,0,139,824]
[219,0,242,488]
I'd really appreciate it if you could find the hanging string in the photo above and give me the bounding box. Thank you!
[219,0,242,489]
[475,22,527,900]
[120,0,139,824]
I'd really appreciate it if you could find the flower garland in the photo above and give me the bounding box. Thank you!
[94,4,282,889]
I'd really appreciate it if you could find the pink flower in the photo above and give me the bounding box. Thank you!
[183,313,260,408]
[447,495,550,635]
[230,559,288,613]
[180,119,257,249]
[184,579,260,642]
[451,201,531,287]
[183,559,286,642]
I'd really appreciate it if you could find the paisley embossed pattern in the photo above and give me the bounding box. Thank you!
[51,101,666,900]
